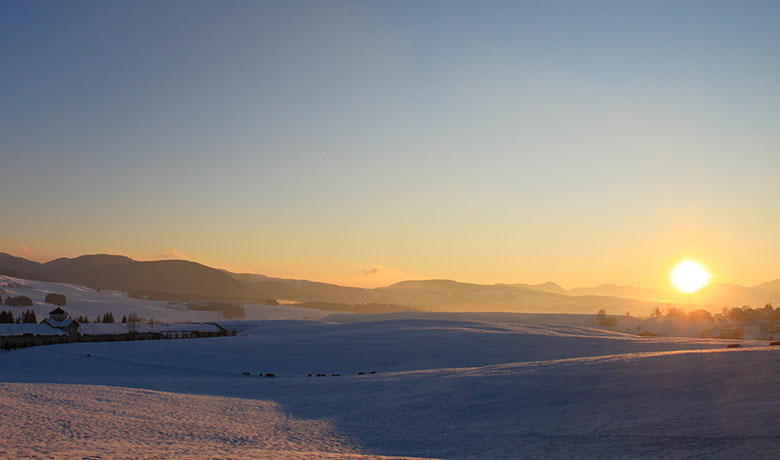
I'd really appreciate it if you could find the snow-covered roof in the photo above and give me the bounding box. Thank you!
[41,319,76,328]
[0,324,67,337]
[78,323,131,336]
[48,307,68,315]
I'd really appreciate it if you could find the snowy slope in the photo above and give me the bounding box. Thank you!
[0,383,429,460]
[0,275,327,323]
[2,316,778,459]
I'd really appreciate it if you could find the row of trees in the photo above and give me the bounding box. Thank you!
[0,308,141,326]
[0,309,37,323]
[647,303,780,324]
[722,304,779,323]
[650,306,714,321]
[2,294,67,307]
[3,296,33,307]
[74,312,123,323]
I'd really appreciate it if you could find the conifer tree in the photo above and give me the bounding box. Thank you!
[22,309,37,323]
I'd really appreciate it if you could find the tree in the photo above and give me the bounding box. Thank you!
[102,312,115,323]
[687,309,712,322]
[44,293,67,306]
[21,309,37,323]
[95,314,102,323]
[597,309,617,327]
[121,315,127,323]
[4,296,33,307]
[126,313,141,333]
[0,310,14,323]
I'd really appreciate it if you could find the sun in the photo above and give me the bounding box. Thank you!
[670,260,711,293]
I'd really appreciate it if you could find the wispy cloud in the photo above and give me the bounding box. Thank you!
[17,243,30,256]
[362,265,385,275]
[336,264,415,288]
[154,248,191,260]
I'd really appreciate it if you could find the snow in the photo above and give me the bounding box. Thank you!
[0,275,332,323]
[0,383,426,460]
[78,322,223,336]
[2,315,779,459]
[41,319,76,328]
[78,323,134,335]
[2,275,778,458]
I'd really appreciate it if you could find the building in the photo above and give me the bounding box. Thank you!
[40,318,80,337]
[40,308,80,337]
[47,307,69,322]
[0,323,69,349]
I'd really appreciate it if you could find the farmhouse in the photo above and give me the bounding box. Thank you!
[40,308,80,337]
[48,307,69,322]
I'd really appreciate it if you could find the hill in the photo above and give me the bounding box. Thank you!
[0,253,256,301]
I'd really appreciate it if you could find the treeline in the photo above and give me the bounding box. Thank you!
[722,304,780,323]
[74,312,128,323]
[187,302,245,318]
[3,295,33,306]
[0,309,37,323]
[649,303,780,324]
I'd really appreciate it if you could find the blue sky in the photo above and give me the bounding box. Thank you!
[1,1,779,289]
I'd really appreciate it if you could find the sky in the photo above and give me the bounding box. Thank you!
[1,0,779,290]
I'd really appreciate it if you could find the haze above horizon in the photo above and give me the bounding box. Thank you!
[2,1,778,291]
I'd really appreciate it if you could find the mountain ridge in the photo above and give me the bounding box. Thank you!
[1,252,778,314]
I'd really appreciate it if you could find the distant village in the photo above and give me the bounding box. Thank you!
[0,292,230,350]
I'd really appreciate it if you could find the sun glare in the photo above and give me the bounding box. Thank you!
[670,260,710,293]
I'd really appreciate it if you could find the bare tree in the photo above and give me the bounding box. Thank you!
[127,313,141,334]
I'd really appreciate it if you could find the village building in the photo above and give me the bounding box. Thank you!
[40,308,80,337]
[40,318,80,337]
[47,307,69,322]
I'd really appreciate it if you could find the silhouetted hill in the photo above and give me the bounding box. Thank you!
[40,254,135,283]
[509,281,567,294]
[752,279,780,293]
[374,279,656,314]
[245,279,374,304]
[0,253,44,279]
[680,281,780,310]
[0,253,256,301]
[567,284,672,301]
[79,260,257,299]
[223,271,288,283]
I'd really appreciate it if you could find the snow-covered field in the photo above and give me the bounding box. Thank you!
[2,313,779,459]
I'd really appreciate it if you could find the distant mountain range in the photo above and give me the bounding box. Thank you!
[1,252,777,315]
